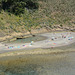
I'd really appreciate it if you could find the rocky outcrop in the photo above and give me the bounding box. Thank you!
[0,28,48,42]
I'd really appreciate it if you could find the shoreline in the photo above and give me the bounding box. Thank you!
[0,41,75,59]
[0,29,74,42]
[0,31,75,55]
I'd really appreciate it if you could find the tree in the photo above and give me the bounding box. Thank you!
[25,0,39,9]
[1,0,39,15]
[10,2,26,15]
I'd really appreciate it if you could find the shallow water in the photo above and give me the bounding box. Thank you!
[7,35,46,44]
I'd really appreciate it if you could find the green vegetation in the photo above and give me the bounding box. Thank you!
[0,0,75,35]
[0,0,39,15]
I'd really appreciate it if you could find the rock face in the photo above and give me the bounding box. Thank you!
[0,28,48,42]
[0,27,75,42]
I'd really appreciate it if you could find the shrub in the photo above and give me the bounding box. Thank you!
[1,0,39,15]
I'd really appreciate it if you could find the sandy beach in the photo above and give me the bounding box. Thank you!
[0,44,75,75]
[0,32,75,54]
[0,32,75,75]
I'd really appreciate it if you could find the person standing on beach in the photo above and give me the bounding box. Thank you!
[30,41,34,45]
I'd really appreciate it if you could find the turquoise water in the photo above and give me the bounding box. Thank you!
[7,35,46,44]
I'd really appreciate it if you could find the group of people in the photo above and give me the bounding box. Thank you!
[4,32,74,50]
[51,32,73,41]
[7,41,34,49]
